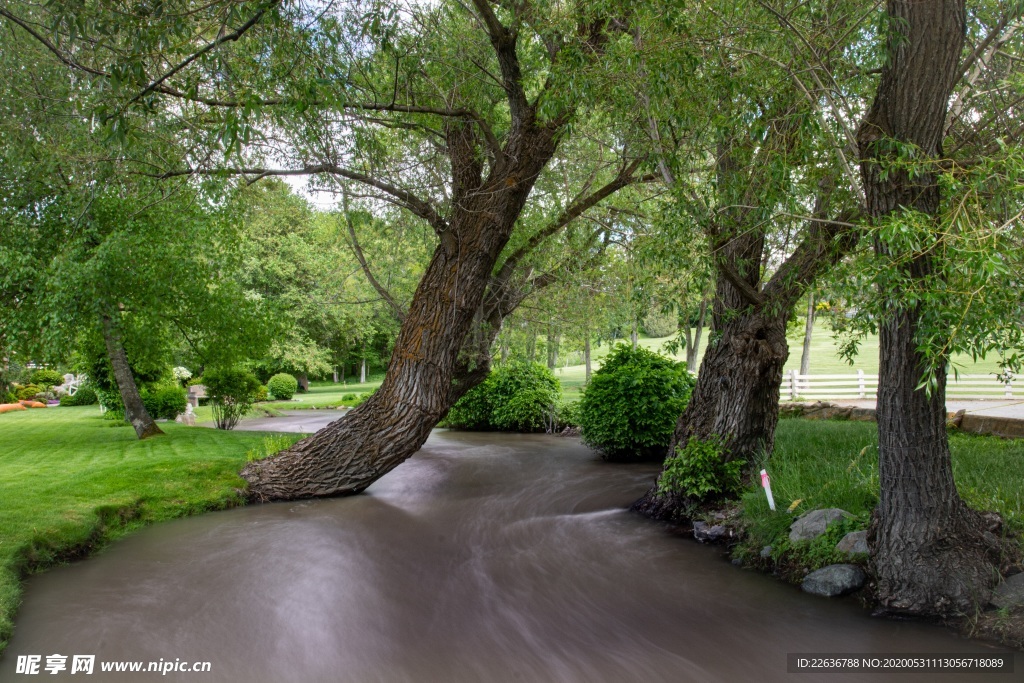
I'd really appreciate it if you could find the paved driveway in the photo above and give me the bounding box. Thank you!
[227,409,348,433]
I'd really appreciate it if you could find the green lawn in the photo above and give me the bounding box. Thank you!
[552,325,1010,400]
[738,419,1024,568]
[0,406,300,652]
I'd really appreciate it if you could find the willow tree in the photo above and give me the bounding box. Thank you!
[0,14,268,439]
[241,6,649,498]
[629,1,867,520]
[853,0,1024,617]
[3,0,651,492]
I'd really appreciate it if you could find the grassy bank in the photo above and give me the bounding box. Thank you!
[731,418,1024,643]
[0,406,299,652]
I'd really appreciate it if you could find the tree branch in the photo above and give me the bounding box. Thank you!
[493,156,644,284]
[118,0,280,115]
[160,163,450,236]
[471,0,530,128]
[341,190,407,323]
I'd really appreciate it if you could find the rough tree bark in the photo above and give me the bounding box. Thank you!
[100,313,162,440]
[859,0,999,616]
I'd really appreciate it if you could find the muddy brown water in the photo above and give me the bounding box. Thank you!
[1,430,1018,682]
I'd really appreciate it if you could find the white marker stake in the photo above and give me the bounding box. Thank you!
[760,469,776,511]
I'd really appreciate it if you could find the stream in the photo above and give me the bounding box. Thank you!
[1,429,1017,681]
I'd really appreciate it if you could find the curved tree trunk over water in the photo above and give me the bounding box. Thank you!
[101,313,162,440]
[242,124,560,500]
[859,0,997,616]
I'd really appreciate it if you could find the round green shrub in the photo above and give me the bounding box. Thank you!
[443,362,560,432]
[556,400,581,430]
[254,385,269,402]
[16,384,42,401]
[141,384,188,420]
[30,368,64,388]
[59,386,98,406]
[204,367,261,430]
[579,344,695,461]
[642,306,679,338]
[267,373,298,401]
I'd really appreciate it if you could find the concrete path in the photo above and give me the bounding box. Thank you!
[224,409,348,433]
[827,398,1024,420]
[223,402,1024,437]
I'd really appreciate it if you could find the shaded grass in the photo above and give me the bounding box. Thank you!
[0,406,300,653]
[739,419,1024,562]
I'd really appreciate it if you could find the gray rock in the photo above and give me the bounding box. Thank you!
[835,530,869,556]
[789,508,852,542]
[991,573,1024,610]
[760,545,773,559]
[802,564,866,597]
[692,521,729,543]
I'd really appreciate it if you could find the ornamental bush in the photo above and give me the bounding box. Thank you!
[141,384,188,420]
[658,437,745,504]
[267,373,298,400]
[642,306,679,338]
[30,369,64,388]
[58,386,98,407]
[442,362,560,432]
[203,367,261,430]
[16,385,42,401]
[578,344,695,461]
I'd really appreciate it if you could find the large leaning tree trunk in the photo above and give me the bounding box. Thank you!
[242,125,561,500]
[859,0,998,616]
[100,312,162,440]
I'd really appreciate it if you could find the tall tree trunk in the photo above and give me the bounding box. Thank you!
[685,296,708,371]
[799,291,815,380]
[332,367,338,383]
[359,355,366,384]
[584,330,592,383]
[526,330,536,363]
[546,324,557,370]
[100,313,162,440]
[296,372,309,392]
[859,0,997,616]
[630,323,638,350]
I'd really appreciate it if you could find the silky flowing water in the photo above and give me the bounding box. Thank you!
[2,430,1017,682]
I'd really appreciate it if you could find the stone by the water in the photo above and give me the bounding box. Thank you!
[990,573,1024,610]
[802,564,866,597]
[835,530,869,556]
[789,508,852,542]
[692,521,729,543]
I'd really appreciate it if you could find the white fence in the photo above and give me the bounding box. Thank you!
[782,371,1016,401]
